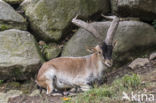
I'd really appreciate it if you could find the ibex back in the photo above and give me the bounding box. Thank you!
[36,15,119,94]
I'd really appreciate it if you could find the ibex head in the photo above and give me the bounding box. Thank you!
[72,15,119,67]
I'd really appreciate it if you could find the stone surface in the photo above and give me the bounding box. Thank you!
[0,0,27,31]
[0,90,22,103]
[4,0,24,5]
[149,52,156,60]
[111,0,156,21]
[29,89,40,96]
[62,21,156,62]
[21,0,109,41]
[128,58,149,69]
[0,29,44,80]
[41,43,62,60]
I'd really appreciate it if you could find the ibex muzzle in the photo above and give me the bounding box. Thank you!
[36,15,119,94]
[100,42,113,67]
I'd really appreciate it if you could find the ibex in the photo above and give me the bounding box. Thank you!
[36,15,119,94]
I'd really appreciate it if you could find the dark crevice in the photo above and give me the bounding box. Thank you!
[58,23,78,44]
[117,6,156,21]
[11,4,20,10]
[58,11,111,45]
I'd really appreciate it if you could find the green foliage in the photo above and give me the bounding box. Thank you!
[64,100,72,103]
[152,20,156,29]
[70,74,142,103]
[122,74,141,89]
[0,80,4,84]
[0,25,9,31]
[73,87,113,103]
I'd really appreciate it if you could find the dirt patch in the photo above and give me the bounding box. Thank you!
[8,94,62,103]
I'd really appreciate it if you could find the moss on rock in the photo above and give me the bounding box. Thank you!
[40,43,62,60]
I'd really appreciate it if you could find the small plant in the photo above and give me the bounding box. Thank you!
[71,86,113,103]
[0,25,9,31]
[122,74,141,89]
[0,80,4,84]
[152,20,156,29]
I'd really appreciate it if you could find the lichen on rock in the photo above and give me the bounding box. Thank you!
[0,29,44,80]
[0,0,27,31]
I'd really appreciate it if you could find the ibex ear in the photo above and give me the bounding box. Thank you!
[86,46,97,53]
[113,40,117,48]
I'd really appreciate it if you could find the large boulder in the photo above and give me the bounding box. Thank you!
[0,0,27,31]
[0,29,44,80]
[111,0,156,21]
[21,0,110,41]
[62,20,156,62]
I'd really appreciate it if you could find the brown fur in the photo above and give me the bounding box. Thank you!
[36,45,110,94]
[37,53,100,79]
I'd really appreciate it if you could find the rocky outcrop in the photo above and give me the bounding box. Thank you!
[21,0,110,41]
[0,29,43,80]
[0,0,27,31]
[111,0,156,21]
[62,21,156,61]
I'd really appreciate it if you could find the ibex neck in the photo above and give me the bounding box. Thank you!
[88,53,103,69]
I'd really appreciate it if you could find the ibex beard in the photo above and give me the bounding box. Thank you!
[36,15,119,95]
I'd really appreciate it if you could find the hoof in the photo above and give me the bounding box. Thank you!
[51,93,63,96]
[63,91,77,96]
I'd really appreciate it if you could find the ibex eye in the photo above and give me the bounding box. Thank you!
[98,51,103,55]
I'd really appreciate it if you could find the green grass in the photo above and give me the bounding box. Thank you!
[65,74,143,103]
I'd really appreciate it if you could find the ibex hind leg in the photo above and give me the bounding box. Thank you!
[44,69,56,95]
[80,84,92,92]
[45,79,54,95]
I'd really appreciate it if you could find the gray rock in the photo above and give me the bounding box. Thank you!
[0,90,22,103]
[0,0,27,31]
[62,21,156,62]
[40,43,62,60]
[4,0,24,5]
[111,0,156,21]
[21,0,109,41]
[0,29,44,80]
[149,52,156,60]
[128,58,149,69]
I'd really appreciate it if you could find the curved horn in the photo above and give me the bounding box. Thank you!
[103,15,119,45]
[72,15,103,42]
